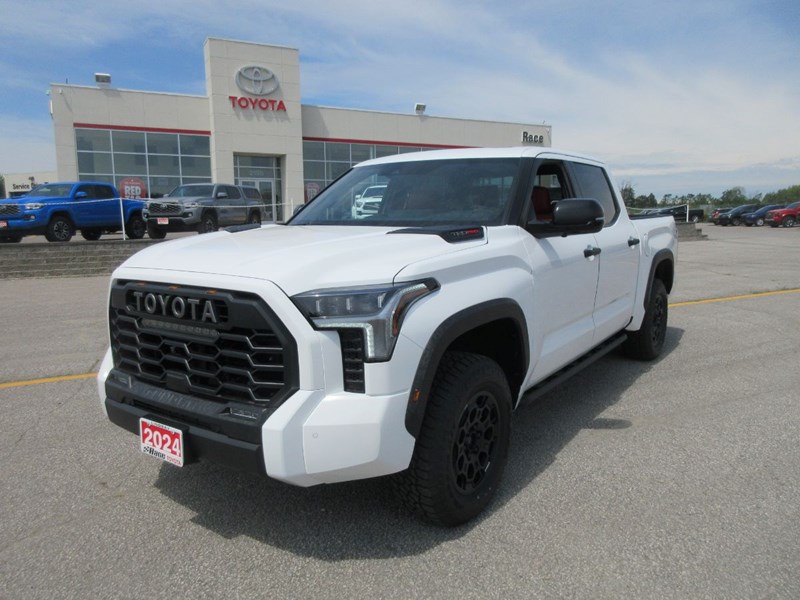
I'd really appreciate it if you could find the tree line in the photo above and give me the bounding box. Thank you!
[620,183,800,209]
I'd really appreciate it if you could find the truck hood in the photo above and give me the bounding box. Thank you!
[119,224,486,295]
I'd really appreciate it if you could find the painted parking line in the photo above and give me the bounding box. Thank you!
[0,372,97,390]
[670,287,800,308]
[2,287,799,390]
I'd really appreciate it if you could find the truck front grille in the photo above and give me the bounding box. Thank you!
[109,281,298,406]
[0,203,20,216]
[147,202,182,216]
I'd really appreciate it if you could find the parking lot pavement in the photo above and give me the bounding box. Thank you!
[0,224,798,598]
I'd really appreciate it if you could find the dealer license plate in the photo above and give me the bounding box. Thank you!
[156,217,169,225]
[139,418,184,467]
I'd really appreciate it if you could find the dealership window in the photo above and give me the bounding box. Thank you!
[234,154,283,221]
[75,128,211,197]
[302,140,429,202]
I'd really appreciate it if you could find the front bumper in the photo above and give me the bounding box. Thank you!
[96,270,420,486]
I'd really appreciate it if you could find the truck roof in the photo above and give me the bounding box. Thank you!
[357,146,604,168]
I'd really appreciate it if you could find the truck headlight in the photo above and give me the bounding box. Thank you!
[292,279,439,361]
[24,202,44,210]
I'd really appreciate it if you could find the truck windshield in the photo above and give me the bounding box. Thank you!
[167,185,214,198]
[28,184,74,197]
[290,158,520,227]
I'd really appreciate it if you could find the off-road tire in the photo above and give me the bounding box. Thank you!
[394,351,512,526]
[81,229,102,241]
[146,222,166,239]
[125,214,146,239]
[45,216,74,242]
[624,278,668,361]
[197,212,218,234]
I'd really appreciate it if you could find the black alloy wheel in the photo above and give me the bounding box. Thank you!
[126,214,146,239]
[197,212,218,234]
[45,216,74,242]
[394,351,511,526]
[624,278,668,361]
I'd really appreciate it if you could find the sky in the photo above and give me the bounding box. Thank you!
[1,0,798,199]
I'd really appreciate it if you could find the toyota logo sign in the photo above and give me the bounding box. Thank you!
[235,65,279,96]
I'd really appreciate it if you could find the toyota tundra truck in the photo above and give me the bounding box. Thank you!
[97,148,677,525]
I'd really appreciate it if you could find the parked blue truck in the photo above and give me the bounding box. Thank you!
[0,182,146,243]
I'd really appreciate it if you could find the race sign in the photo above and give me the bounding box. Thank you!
[119,177,147,199]
[139,418,184,467]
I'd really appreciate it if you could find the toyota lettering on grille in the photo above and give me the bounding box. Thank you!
[130,291,219,324]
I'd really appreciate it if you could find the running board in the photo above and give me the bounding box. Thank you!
[519,332,627,405]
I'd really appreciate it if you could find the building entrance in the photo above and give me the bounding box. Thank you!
[240,178,277,222]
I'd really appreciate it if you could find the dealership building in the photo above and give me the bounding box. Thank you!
[42,38,551,220]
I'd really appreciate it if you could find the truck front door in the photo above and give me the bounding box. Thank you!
[519,160,600,383]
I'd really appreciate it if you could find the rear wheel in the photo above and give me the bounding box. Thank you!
[146,222,166,239]
[197,212,218,234]
[125,214,146,239]
[246,210,262,225]
[624,278,668,361]
[81,229,102,241]
[45,216,74,242]
[395,352,511,526]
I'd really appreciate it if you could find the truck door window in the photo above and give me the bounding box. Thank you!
[530,164,570,222]
[569,163,618,225]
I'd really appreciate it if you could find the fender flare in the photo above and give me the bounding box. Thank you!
[404,298,529,438]
[643,248,675,309]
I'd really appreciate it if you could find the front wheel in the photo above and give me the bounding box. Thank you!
[755,218,765,227]
[395,352,511,526]
[784,217,796,228]
[45,216,74,242]
[125,214,146,239]
[146,222,166,239]
[197,212,218,234]
[624,278,668,361]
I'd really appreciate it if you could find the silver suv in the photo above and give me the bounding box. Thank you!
[143,183,264,239]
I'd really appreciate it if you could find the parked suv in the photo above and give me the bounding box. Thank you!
[717,204,761,226]
[143,183,264,239]
[743,204,784,227]
[351,184,387,219]
[765,201,800,227]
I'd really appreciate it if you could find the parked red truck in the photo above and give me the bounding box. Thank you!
[765,201,800,227]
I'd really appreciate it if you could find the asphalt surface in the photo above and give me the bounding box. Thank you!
[1,224,799,599]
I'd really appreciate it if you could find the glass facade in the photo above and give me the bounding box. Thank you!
[75,128,211,197]
[234,155,284,222]
[302,140,431,201]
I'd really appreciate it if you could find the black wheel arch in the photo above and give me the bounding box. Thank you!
[643,249,675,309]
[404,299,528,438]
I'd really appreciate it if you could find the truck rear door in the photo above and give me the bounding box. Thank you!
[567,162,639,344]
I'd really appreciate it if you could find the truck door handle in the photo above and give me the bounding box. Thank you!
[628,237,641,247]
[584,246,602,258]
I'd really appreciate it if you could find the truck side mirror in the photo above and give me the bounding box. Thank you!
[75,191,88,199]
[526,198,605,237]
[216,192,228,199]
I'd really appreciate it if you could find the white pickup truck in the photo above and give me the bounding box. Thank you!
[97,147,677,525]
